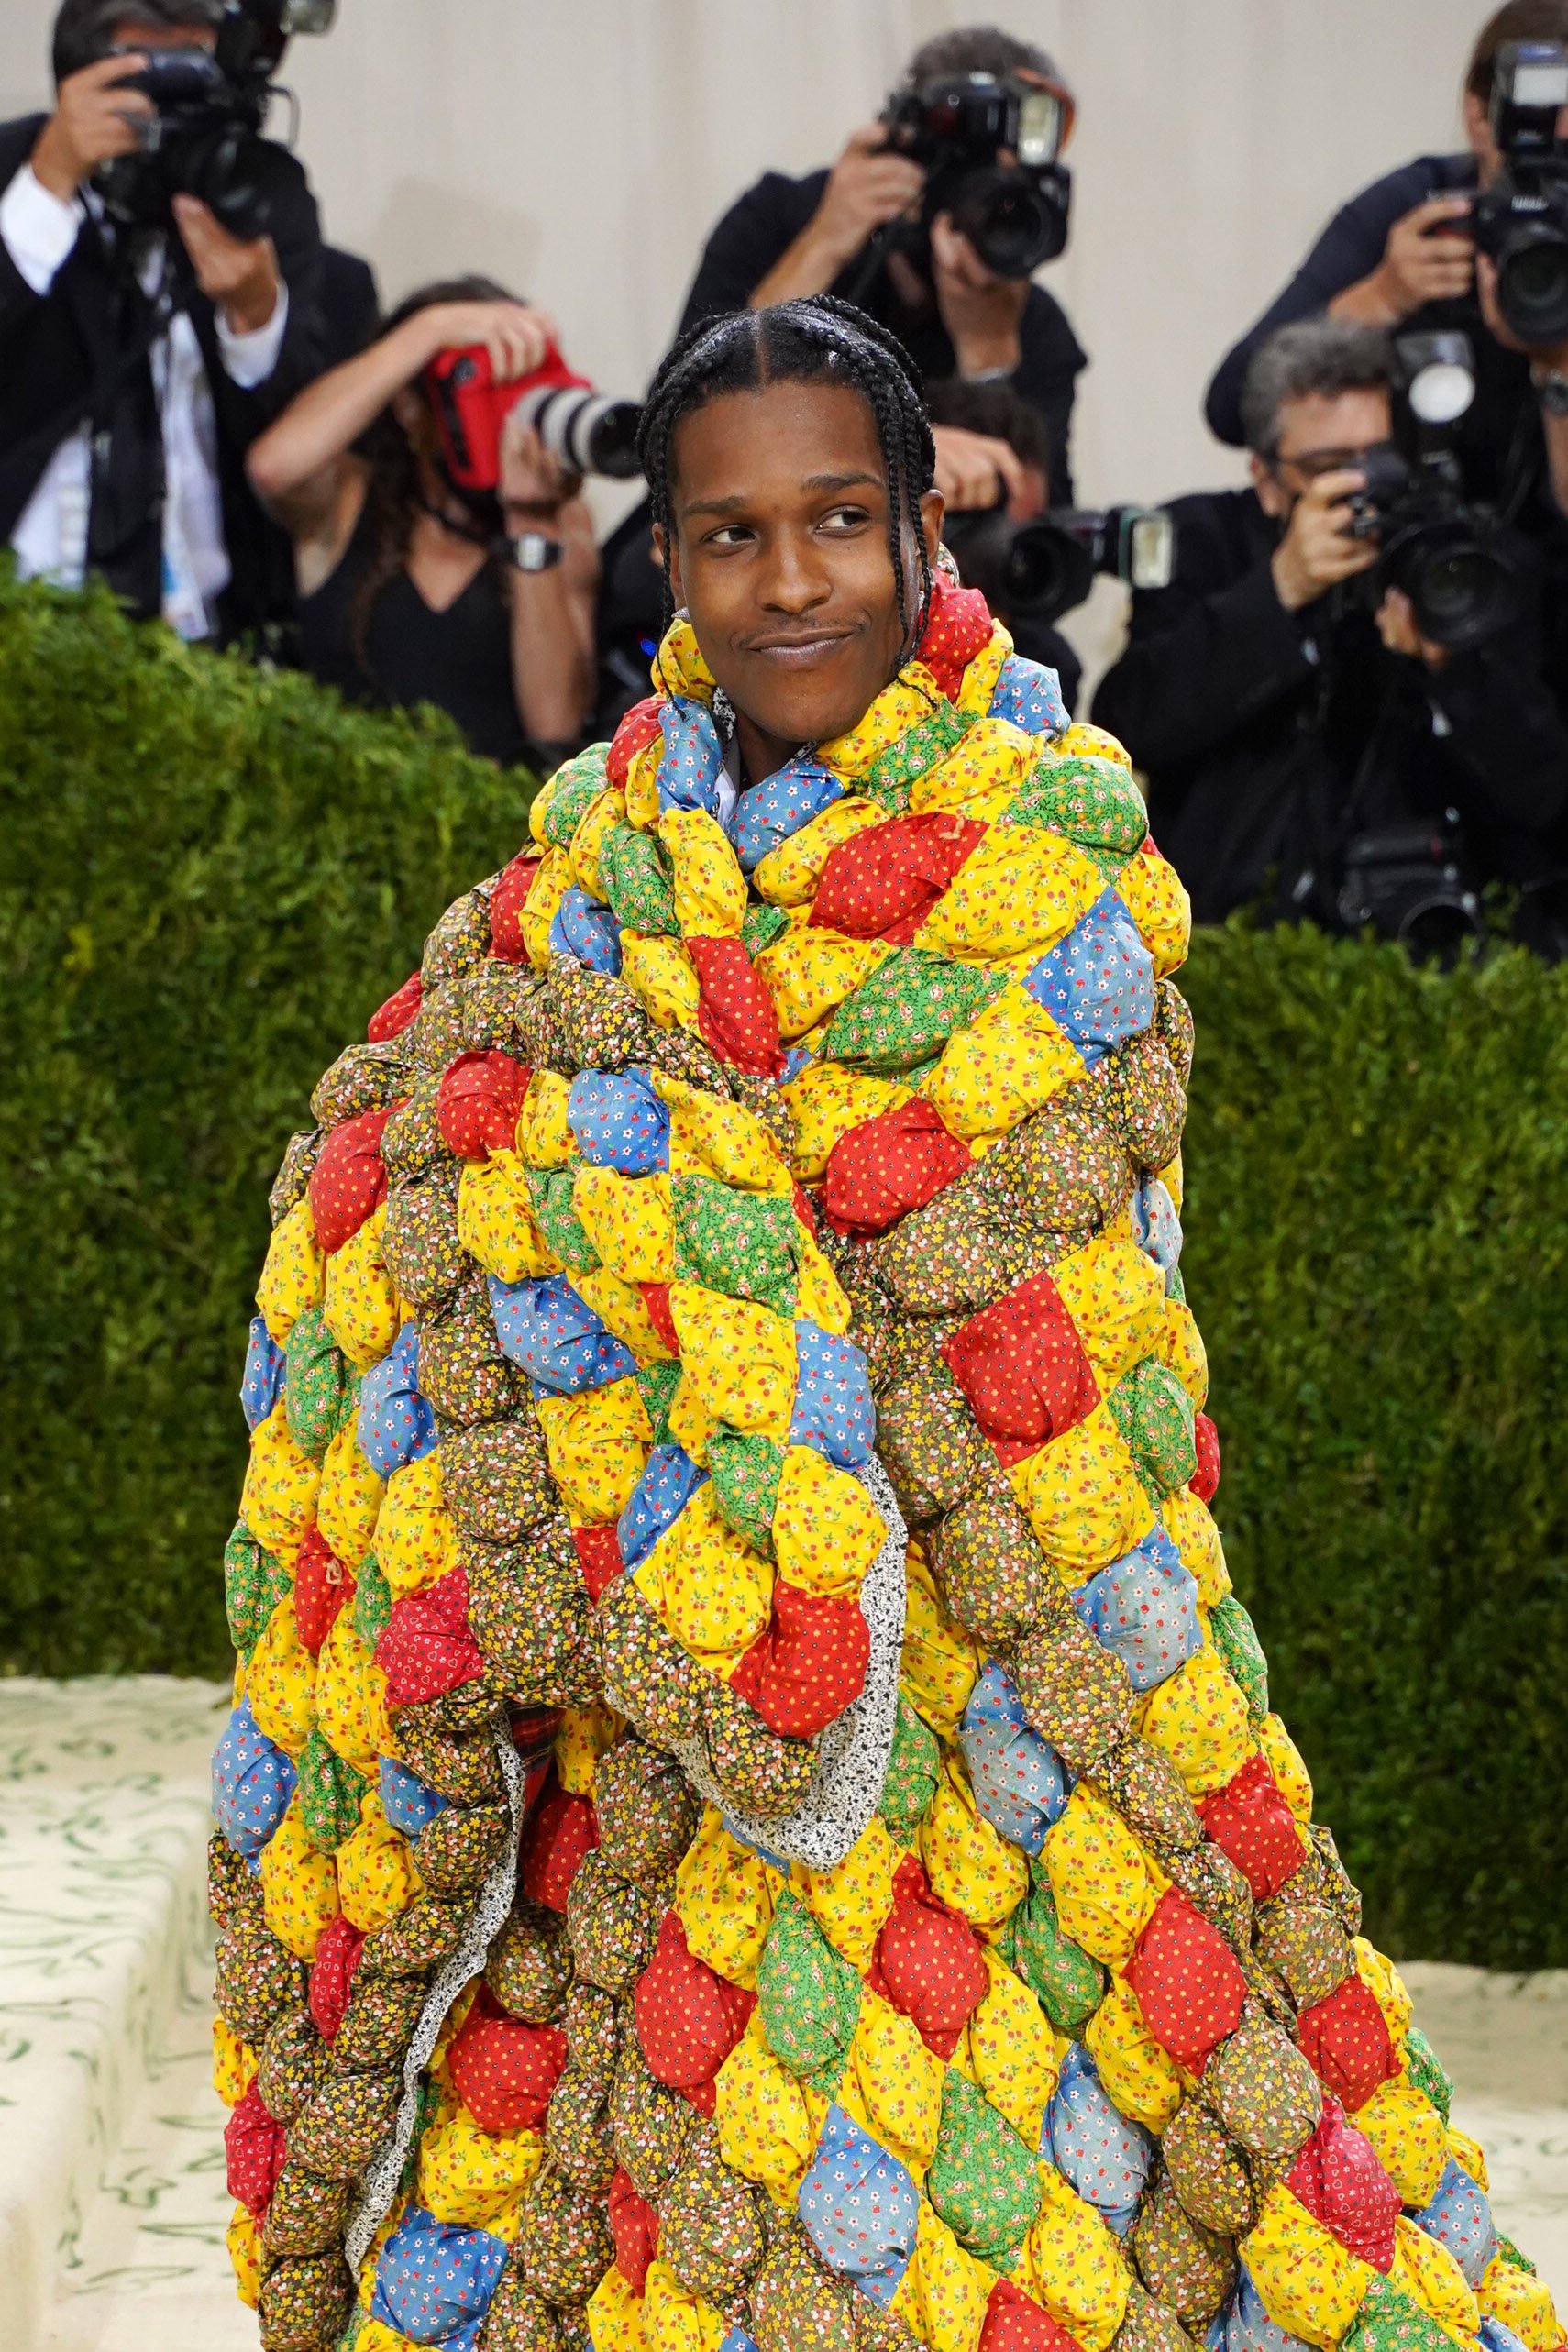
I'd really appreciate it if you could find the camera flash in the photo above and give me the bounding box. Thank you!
[1408,361,1475,425]
[1015,90,1061,167]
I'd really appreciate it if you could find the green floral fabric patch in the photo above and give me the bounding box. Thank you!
[926,2067,1042,2268]
[1209,1595,1269,1723]
[1109,1358,1198,1496]
[879,1695,940,1842]
[671,1172,800,1314]
[224,1521,291,1659]
[996,1860,1106,2035]
[823,947,1007,1076]
[601,823,679,937]
[706,1429,784,1558]
[284,1307,355,1462]
[862,703,973,816]
[756,1889,862,2099]
[299,1728,366,1851]
[1006,752,1149,854]
[532,1164,601,1273]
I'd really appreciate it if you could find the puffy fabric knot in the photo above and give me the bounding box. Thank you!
[519,1772,599,1911]
[370,2206,509,2346]
[1132,1175,1183,1279]
[942,1271,1100,1467]
[959,1660,1070,1854]
[657,696,734,823]
[1296,1975,1400,2114]
[823,1096,972,1237]
[358,1321,437,1477]
[1286,2095,1401,2272]
[609,2165,660,2293]
[448,1982,569,2133]
[488,1271,637,1395]
[797,2102,920,2303]
[1218,2266,1316,2352]
[811,810,987,944]
[1023,889,1156,1065]
[368,965,423,1040]
[549,884,623,974]
[489,847,544,961]
[618,1442,708,1575]
[872,1850,990,2059]
[1192,1411,1221,1502]
[686,934,785,1077]
[293,1523,355,1656]
[634,1909,756,2107]
[988,652,1071,737]
[224,2079,287,2217]
[1412,2156,1497,2287]
[729,1578,872,1739]
[1041,2040,1156,2234]
[307,1104,393,1255]
[379,1754,449,1839]
[1198,1750,1306,1903]
[731,757,843,873]
[437,1050,532,1160]
[568,1066,670,1175]
[307,1910,364,2041]
[1072,1525,1201,1693]
[240,1313,285,1432]
[915,575,995,698]
[789,1319,876,1467]
[1124,1886,1248,2076]
[607,693,664,787]
[573,1521,624,1600]
[375,1566,485,1705]
[212,1698,296,1857]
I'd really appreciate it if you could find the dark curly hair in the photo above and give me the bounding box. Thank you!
[636,294,938,663]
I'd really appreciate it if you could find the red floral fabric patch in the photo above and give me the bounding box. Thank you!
[374,1567,485,1706]
[941,1272,1100,1466]
[1198,1750,1306,1903]
[823,1097,973,1237]
[728,1579,870,1738]
[518,1772,600,1912]
[293,1524,354,1658]
[686,934,785,1078]
[811,812,986,944]
[489,849,544,963]
[1124,1886,1247,2075]
[870,1851,990,2060]
[633,1909,756,2110]
[436,1050,532,1160]
[447,1983,569,2134]
[368,969,422,1043]
[1286,2094,1401,2272]
[1297,1975,1400,2114]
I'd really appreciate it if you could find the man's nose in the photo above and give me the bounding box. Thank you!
[759,529,830,611]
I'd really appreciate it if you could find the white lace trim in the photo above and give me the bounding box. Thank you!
[344,1729,525,2271]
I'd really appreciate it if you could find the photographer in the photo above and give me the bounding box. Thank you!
[922,374,1083,710]
[1206,3,1568,530]
[678,25,1086,507]
[247,279,598,767]
[0,0,337,643]
[1093,320,1568,935]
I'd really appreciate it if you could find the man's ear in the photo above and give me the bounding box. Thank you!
[920,486,945,568]
[652,519,684,610]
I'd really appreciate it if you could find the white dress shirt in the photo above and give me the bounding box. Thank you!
[0,159,290,637]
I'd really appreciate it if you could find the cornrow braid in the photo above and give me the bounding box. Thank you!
[636,294,938,680]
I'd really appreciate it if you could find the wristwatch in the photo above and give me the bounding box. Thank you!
[1532,367,1568,416]
[508,530,563,573]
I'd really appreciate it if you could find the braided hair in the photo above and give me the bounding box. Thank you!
[636,295,938,664]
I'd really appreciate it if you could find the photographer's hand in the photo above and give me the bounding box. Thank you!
[1375,587,1450,670]
[931,212,1028,378]
[172,195,280,336]
[931,425,1028,513]
[30,53,151,201]
[1328,194,1474,326]
[1270,469,1378,611]
[750,123,923,306]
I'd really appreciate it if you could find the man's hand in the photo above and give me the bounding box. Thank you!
[1331,194,1474,326]
[171,194,280,335]
[1376,585,1450,669]
[30,53,151,202]
[932,424,1028,513]
[419,297,557,381]
[1270,469,1379,611]
[807,123,925,276]
[931,211,1028,377]
[499,415,580,524]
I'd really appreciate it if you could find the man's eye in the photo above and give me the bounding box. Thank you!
[705,524,754,547]
[822,504,872,532]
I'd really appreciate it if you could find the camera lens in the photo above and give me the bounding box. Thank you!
[515,385,644,480]
[1406,533,1518,651]
[1004,523,1094,624]
[1498,230,1568,340]
[950,166,1066,278]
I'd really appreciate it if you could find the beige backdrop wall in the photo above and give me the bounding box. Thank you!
[0,0,1489,677]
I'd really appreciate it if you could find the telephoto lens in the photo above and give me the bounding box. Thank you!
[513,384,644,480]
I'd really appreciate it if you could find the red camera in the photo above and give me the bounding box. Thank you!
[424,343,642,491]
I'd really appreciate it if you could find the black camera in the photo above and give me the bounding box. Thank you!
[1471,39,1568,344]
[1335,819,1482,961]
[881,70,1072,279]
[943,502,1174,627]
[97,0,336,243]
[1346,332,1518,652]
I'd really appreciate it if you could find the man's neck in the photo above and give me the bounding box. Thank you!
[734,710,802,785]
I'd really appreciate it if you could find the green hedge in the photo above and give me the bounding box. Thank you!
[2,574,1564,1964]
[0,574,535,1680]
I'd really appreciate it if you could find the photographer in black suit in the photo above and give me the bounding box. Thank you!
[0,0,340,643]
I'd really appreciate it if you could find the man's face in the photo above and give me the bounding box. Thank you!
[1252,385,1393,518]
[660,378,943,767]
[1465,86,1568,187]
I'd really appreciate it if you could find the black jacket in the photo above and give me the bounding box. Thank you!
[679,166,1087,506]
[0,110,335,638]
[1205,153,1540,515]
[1091,484,1568,924]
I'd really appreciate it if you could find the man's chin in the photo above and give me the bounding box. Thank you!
[729,658,887,753]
